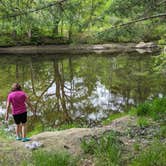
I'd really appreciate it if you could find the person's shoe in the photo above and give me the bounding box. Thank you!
[16,136,22,141]
[22,138,31,142]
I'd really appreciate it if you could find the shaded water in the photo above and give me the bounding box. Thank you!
[0,51,165,131]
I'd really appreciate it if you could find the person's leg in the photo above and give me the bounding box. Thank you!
[16,124,22,138]
[22,123,30,142]
[21,123,26,138]
[13,114,22,140]
[20,112,30,142]
[21,112,27,138]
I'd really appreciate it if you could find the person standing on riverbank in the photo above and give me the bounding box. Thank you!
[5,83,35,142]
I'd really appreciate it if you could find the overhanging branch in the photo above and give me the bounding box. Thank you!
[112,13,166,28]
[1,0,67,19]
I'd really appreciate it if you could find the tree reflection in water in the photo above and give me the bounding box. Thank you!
[0,52,165,131]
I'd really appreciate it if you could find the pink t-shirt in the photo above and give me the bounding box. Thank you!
[7,91,27,115]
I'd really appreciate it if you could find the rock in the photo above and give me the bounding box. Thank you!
[135,42,158,48]
[136,48,153,54]
[25,141,43,150]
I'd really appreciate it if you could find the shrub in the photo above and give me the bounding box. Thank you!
[132,97,166,121]
[136,102,150,117]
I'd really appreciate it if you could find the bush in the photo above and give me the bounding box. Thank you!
[133,98,166,120]
[136,102,150,117]
[0,36,15,46]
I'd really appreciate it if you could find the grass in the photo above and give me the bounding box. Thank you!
[137,117,150,128]
[133,143,140,151]
[81,131,122,166]
[155,125,166,139]
[22,150,78,166]
[130,141,166,166]
[0,125,14,140]
[102,112,128,125]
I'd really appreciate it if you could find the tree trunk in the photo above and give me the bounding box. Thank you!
[27,28,32,39]
[68,23,73,42]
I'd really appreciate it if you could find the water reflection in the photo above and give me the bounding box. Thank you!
[0,52,165,130]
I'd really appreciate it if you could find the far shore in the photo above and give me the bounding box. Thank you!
[0,43,160,55]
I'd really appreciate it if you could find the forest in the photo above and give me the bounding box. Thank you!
[0,0,166,46]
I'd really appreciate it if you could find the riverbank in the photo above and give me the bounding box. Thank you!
[0,43,159,55]
[0,114,165,166]
[0,95,165,166]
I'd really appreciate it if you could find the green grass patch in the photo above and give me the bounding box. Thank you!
[130,141,166,166]
[102,112,128,125]
[22,150,78,166]
[81,131,122,166]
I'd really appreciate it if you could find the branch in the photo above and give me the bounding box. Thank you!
[157,0,166,5]
[1,0,67,19]
[112,13,166,28]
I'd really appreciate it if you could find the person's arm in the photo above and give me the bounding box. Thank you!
[5,101,11,121]
[25,97,36,116]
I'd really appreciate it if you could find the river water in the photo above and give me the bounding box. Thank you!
[0,51,165,131]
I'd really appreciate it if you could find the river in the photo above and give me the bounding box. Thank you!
[0,51,165,131]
